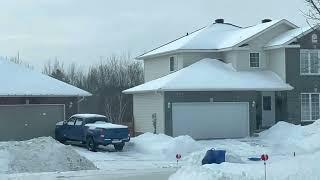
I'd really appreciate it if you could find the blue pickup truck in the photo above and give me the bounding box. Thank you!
[55,114,130,151]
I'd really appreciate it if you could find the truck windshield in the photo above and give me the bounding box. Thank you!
[86,117,110,124]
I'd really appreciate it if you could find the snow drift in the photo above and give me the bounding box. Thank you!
[0,137,97,174]
[169,120,320,180]
[258,120,320,154]
[129,133,202,160]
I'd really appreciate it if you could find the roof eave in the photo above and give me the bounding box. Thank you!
[0,94,92,97]
[123,86,293,94]
[264,44,301,50]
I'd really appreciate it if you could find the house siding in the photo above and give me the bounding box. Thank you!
[164,91,260,136]
[144,54,183,82]
[285,29,320,124]
[133,92,165,134]
[181,52,222,67]
[267,48,286,81]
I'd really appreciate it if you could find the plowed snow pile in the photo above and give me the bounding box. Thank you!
[0,137,97,174]
[258,120,320,154]
[169,120,320,180]
[130,133,202,160]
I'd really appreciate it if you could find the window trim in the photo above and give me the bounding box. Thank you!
[249,52,260,68]
[300,49,320,75]
[263,96,272,111]
[301,93,320,122]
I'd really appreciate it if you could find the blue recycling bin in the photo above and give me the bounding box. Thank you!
[202,148,226,165]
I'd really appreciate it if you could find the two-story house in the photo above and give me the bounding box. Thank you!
[124,18,320,139]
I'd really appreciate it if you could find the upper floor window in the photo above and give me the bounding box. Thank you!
[312,34,318,44]
[300,49,320,75]
[170,56,178,72]
[249,53,260,68]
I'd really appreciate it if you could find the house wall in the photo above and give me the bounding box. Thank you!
[133,92,165,134]
[267,48,286,81]
[144,54,183,82]
[223,23,292,71]
[285,29,320,125]
[181,52,222,67]
[164,91,260,136]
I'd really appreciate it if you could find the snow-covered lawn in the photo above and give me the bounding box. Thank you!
[1,121,320,179]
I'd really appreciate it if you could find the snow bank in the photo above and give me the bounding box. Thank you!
[259,120,320,154]
[0,137,97,174]
[130,133,202,160]
[170,152,320,180]
[170,121,320,180]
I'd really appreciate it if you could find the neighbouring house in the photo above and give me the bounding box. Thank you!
[0,60,91,141]
[124,18,320,139]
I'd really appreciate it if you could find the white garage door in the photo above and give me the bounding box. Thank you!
[172,102,249,139]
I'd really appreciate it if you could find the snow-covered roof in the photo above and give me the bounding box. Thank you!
[138,19,296,59]
[0,60,91,96]
[123,58,293,93]
[71,114,106,119]
[265,25,319,48]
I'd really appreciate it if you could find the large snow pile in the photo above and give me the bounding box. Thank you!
[0,137,97,174]
[170,152,320,180]
[129,133,202,160]
[258,120,320,154]
[169,120,320,180]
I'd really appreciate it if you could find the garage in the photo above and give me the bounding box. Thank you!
[172,102,249,139]
[0,104,65,141]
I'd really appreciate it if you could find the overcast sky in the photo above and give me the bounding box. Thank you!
[0,0,310,69]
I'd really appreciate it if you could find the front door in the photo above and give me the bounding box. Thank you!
[261,92,275,127]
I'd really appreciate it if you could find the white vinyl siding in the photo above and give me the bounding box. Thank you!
[133,93,165,134]
[267,48,286,81]
[300,49,320,75]
[301,93,320,122]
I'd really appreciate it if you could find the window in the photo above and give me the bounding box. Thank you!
[301,93,320,121]
[263,96,271,111]
[169,56,178,72]
[312,34,318,44]
[75,118,83,126]
[300,49,320,74]
[67,117,76,125]
[249,53,260,68]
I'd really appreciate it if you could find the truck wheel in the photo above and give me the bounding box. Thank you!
[114,142,125,151]
[86,137,97,152]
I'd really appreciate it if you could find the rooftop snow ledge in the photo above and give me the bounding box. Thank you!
[123,58,293,94]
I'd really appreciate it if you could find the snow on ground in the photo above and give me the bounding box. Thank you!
[2,121,320,179]
[169,121,320,180]
[0,137,97,174]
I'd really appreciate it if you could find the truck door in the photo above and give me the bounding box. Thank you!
[73,118,84,141]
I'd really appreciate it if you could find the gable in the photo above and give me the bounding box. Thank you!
[297,27,320,49]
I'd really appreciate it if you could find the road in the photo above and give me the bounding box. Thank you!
[0,169,175,180]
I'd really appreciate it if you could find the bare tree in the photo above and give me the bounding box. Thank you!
[305,0,320,21]
[42,53,143,124]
